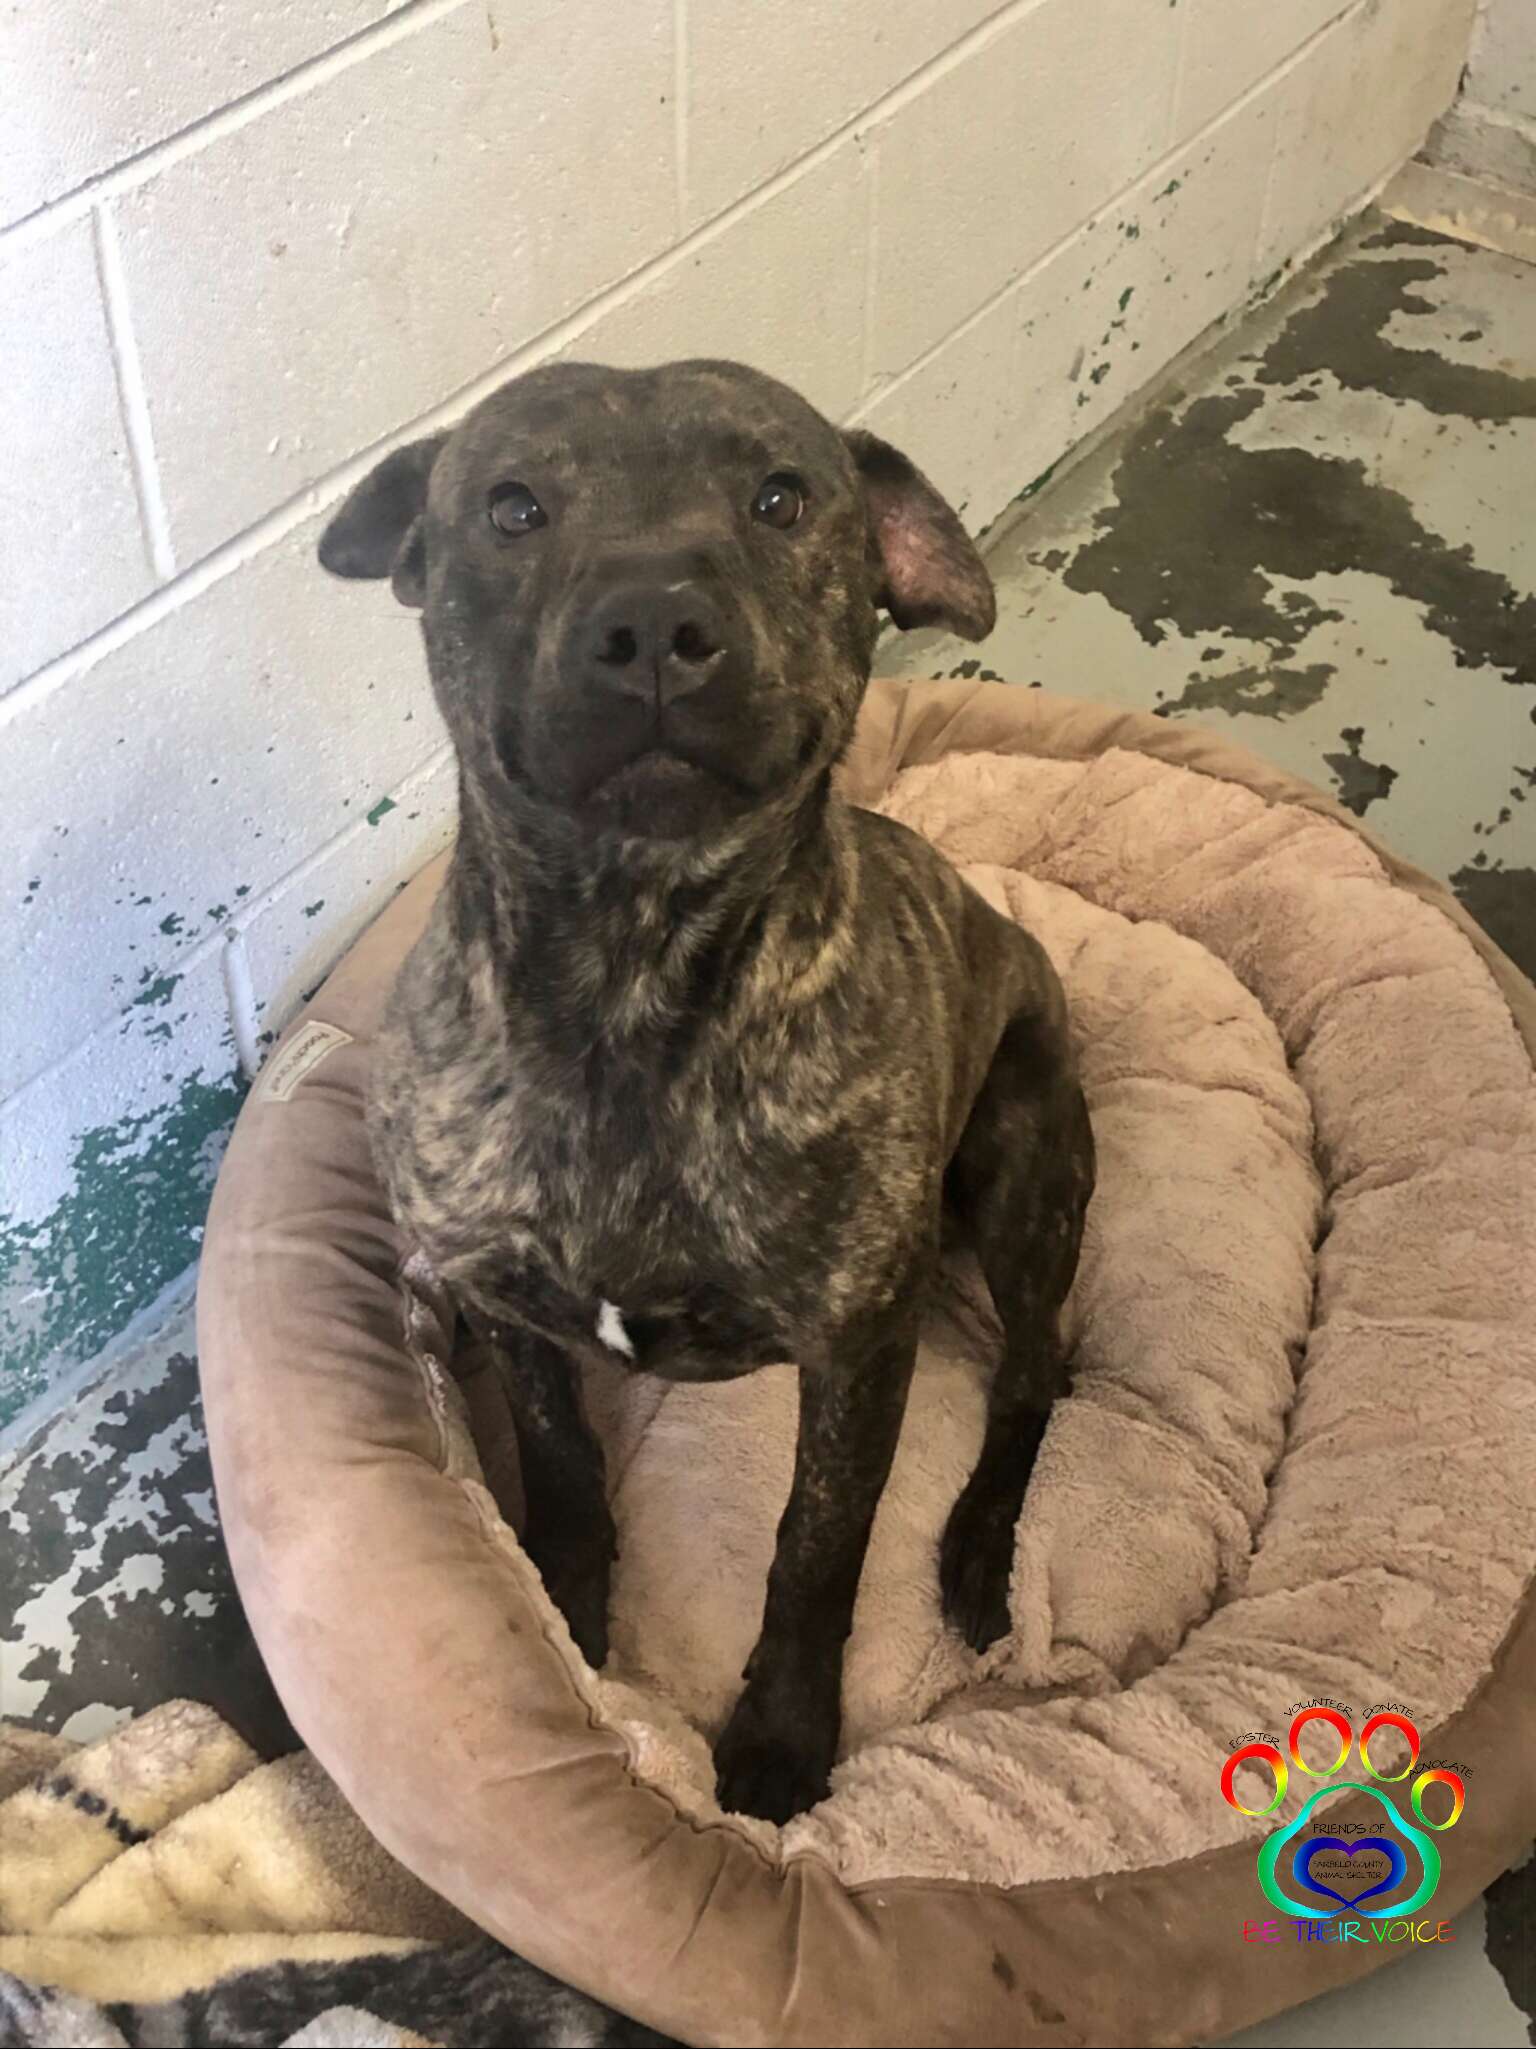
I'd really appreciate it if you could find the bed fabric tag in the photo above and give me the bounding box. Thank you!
[256,1020,354,1103]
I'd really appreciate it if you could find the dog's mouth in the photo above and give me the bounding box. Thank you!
[597,747,712,792]
[575,741,757,840]
[587,739,764,807]
[510,672,806,835]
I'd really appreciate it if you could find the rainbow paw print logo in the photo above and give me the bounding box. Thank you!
[1221,1709,1465,1921]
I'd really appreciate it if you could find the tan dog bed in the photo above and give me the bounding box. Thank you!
[199,680,1536,2047]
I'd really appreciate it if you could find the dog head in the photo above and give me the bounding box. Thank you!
[319,360,993,842]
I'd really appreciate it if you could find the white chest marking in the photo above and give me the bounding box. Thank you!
[596,1299,635,1359]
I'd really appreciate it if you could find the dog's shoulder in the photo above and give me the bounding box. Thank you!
[847,801,1057,1015]
[374,894,489,1072]
[847,800,959,886]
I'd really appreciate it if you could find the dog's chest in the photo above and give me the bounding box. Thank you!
[511,1069,759,1282]
[385,1026,787,1323]
[375,904,930,1364]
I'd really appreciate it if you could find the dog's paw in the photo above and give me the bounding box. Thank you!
[940,1482,1017,1654]
[713,1687,834,1824]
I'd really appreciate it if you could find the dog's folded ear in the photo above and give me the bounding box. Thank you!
[844,429,995,641]
[317,434,447,607]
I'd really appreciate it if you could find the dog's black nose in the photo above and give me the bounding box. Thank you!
[585,580,728,705]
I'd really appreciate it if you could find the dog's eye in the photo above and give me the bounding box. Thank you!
[488,482,547,536]
[751,472,805,530]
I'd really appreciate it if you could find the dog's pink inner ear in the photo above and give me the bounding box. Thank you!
[874,499,986,635]
[846,429,996,642]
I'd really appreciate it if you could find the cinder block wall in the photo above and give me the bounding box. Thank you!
[0,0,1476,1430]
[1430,0,1536,193]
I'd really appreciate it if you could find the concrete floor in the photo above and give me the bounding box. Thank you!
[0,1302,294,1757]
[3,207,1533,2045]
[890,211,1536,974]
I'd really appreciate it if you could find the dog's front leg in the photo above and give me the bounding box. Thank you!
[466,1312,615,1668]
[714,1308,919,1824]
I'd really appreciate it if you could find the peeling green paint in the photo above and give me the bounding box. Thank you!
[1015,461,1060,505]
[1324,725,1399,817]
[1118,287,1135,313]
[1052,229,1536,697]
[365,795,398,827]
[1258,235,1536,422]
[158,912,185,936]
[1251,260,1293,305]
[0,1065,247,1427]
[130,971,182,1010]
[1155,663,1338,721]
[1452,862,1536,981]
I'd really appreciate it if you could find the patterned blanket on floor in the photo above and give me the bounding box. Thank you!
[0,1704,672,2049]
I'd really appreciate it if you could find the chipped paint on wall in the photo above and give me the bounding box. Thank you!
[3,742,454,1431]
[0,1064,246,1429]
[0,944,248,1433]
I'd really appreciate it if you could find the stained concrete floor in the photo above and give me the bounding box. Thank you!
[0,1303,295,1758]
[3,207,1533,2045]
[891,211,1536,978]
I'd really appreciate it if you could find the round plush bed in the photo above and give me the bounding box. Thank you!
[198,679,1536,2048]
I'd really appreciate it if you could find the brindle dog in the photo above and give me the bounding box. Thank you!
[319,360,1094,1824]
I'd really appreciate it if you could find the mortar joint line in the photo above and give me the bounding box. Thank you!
[93,207,177,583]
[0,0,467,257]
[219,931,262,1079]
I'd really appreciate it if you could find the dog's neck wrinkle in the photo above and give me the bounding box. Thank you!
[450,776,851,1051]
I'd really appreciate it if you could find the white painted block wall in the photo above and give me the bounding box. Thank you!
[1430,0,1536,193]
[0,0,1478,1430]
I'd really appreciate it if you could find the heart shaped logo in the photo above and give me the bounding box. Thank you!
[1297,1834,1408,1910]
[1257,1781,1445,1922]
